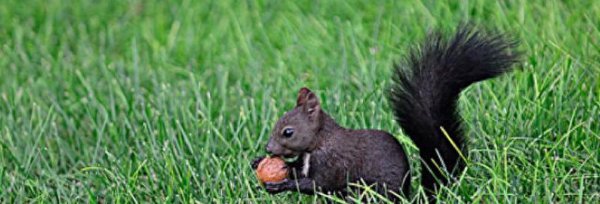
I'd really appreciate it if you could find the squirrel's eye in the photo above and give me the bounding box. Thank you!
[282,128,294,137]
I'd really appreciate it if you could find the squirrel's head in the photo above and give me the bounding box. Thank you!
[266,87,323,160]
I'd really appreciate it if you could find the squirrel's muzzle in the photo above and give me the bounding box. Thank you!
[266,138,295,157]
[265,139,279,155]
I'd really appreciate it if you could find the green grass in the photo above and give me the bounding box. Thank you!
[0,0,598,203]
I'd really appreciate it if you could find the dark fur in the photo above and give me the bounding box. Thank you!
[388,26,519,193]
[252,26,519,201]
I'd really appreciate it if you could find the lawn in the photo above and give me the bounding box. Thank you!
[0,0,598,203]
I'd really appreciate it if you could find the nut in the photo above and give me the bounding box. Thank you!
[255,156,288,183]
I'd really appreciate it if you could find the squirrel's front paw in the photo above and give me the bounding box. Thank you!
[251,156,265,170]
[264,179,290,194]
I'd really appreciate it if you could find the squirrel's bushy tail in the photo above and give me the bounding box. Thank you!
[387,26,519,194]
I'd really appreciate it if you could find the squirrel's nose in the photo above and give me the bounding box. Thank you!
[266,143,274,154]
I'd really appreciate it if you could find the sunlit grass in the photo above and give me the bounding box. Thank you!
[0,0,598,203]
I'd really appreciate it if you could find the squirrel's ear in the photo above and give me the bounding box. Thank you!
[297,87,320,116]
[296,87,312,107]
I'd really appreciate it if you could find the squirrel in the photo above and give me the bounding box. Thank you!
[251,25,520,201]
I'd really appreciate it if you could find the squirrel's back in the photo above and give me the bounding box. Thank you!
[387,25,520,194]
[308,123,411,196]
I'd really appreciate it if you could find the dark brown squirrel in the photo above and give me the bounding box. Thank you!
[251,26,520,201]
